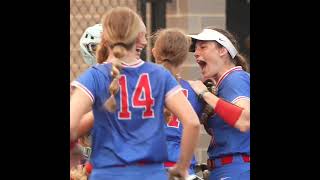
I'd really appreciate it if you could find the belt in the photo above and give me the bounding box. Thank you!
[164,161,195,171]
[207,154,250,171]
[112,160,152,167]
[85,162,92,175]
[164,161,176,167]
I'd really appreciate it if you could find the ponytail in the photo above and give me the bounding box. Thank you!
[234,53,249,72]
[104,58,122,112]
[96,39,109,64]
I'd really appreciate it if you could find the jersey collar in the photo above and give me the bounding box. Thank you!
[103,59,145,68]
[216,66,243,88]
[121,59,144,68]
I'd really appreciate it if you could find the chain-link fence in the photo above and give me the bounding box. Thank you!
[70,0,138,82]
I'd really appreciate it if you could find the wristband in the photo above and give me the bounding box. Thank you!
[214,98,243,126]
[198,89,209,100]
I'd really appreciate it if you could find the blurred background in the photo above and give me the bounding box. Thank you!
[70,0,250,164]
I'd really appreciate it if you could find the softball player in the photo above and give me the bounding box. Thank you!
[72,20,148,178]
[70,7,200,180]
[74,20,149,178]
[75,20,148,138]
[79,24,103,65]
[152,28,204,178]
[188,27,250,179]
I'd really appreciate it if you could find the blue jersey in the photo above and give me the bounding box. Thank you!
[165,79,203,166]
[207,66,250,159]
[71,60,181,168]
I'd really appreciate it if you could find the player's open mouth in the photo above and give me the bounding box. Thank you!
[196,60,207,70]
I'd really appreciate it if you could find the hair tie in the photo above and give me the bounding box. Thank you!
[111,42,129,49]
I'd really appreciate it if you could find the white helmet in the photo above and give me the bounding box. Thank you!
[79,24,103,65]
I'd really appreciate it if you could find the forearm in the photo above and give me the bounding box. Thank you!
[70,101,85,141]
[202,92,249,132]
[77,112,94,137]
[233,102,250,132]
[165,91,201,169]
[178,116,200,170]
[201,91,219,109]
[70,89,92,141]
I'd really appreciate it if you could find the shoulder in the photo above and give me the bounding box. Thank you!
[179,79,204,113]
[179,79,198,97]
[179,79,191,90]
[219,70,250,100]
[90,63,112,78]
[228,70,249,81]
[143,62,172,75]
[223,70,250,88]
[143,62,167,70]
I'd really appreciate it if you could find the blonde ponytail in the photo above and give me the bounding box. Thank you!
[100,7,142,112]
[104,61,122,112]
[96,39,109,64]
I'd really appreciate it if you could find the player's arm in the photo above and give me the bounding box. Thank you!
[70,88,93,142]
[165,91,201,175]
[189,80,250,132]
[77,111,94,138]
[233,99,250,132]
[203,120,212,136]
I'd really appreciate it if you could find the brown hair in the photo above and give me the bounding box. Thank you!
[152,28,191,77]
[152,28,191,123]
[206,27,249,72]
[96,7,142,112]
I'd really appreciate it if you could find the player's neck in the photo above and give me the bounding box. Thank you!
[213,64,235,82]
[106,51,139,65]
[120,51,139,65]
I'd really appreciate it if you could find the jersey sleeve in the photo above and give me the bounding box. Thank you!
[70,67,100,103]
[220,73,250,104]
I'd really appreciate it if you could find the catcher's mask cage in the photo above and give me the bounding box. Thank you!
[80,146,92,160]
[79,24,103,65]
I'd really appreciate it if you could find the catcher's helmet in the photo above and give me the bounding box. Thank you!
[79,24,103,65]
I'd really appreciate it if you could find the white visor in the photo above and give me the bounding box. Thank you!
[188,29,238,58]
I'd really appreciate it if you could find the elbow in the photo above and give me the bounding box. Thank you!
[194,121,201,131]
[238,120,250,132]
[70,124,78,141]
[188,116,201,132]
[236,111,250,132]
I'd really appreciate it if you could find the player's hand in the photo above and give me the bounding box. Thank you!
[168,165,189,180]
[70,143,83,168]
[188,80,208,96]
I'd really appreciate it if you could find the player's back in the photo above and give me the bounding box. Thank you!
[165,79,203,169]
[84,60,181,168]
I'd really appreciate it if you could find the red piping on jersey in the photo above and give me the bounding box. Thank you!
[231,96,250,104]
[216,66,243,88]
[71,81,94,103]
